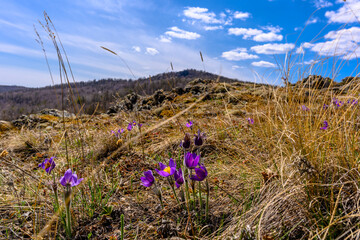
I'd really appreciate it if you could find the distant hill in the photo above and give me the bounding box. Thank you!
[0,85,28,93]
[0,69,239,120]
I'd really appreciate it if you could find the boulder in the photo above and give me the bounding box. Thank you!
[0,120,13,131]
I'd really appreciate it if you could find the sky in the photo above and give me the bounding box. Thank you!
[0,0,360,87]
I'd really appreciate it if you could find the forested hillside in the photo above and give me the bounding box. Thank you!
[0,69,238,120]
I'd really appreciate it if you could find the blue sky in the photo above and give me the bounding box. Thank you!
[0,0,360,87]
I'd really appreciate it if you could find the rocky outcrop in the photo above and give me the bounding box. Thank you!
[298,75,334,89]
[11,109,74,129]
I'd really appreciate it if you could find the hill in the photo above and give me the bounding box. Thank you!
[0,69,238,120]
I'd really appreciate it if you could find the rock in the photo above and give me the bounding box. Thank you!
[172,87,184,95]
[0,121,13,131]
[40,109,75,118]
[125,92,138,105]
[153,90,166,105]
[299,75,333,89]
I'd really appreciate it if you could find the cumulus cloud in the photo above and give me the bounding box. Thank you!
[204,25,223,31]
[251,43,295,54]
[183,7,222,24]
[307,27,360,59]
[306,17,319,25]
[233,11,250,20]
[296,42,314,54]
[132,46,141,52]
[159,35,172,43]
[253,32,283,42]
[221,48,259,61]
[228,28,263,39]
[251,61,276,68]
[228,26,283,42]
[146,47,159,55]
[165,27,201,40]
[314,0,333,8]
[325,0,360,23]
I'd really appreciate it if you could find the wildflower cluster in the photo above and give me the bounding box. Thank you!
[140,121,209,221]
[37,157,83,238]
[111,120,143,145]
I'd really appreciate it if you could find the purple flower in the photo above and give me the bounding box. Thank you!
[189,164,208,181]
[119,128,125,134]
[320,120,328,130]
[186,120,193,128]
[38,157,56,174]
[174,168,184,188]
[194,129,206,146]
[156,158,176,177]
[59,169,83,187]
[301,105,309,111]
[127,122,133,131]
[184,152,200,169]
[138,123,143,129]
[140,170,155,187]
[133,120,137,126]
[247,118,254,125]
[181,133,191,149]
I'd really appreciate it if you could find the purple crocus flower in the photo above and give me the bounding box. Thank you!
[247,118,254,125]
[184,152,200,169]
[156,158,176,177]
[189,164,208,181]
[127,122,133,131]
[194,129,206,146]
[59,169,83,187]
[119,128,125,134]
[181,133,191,149]
[186,120,193,128]
[174,168,184,188]
[320,120,328,130]
[140,170,155,187]
[301,105,309,111]
[38,157,56,174]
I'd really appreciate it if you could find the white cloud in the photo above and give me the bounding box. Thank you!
[183,7,221,24]
[306,17,319,25]
[253,32,283,42]
[228,27,283,42]
[304,59,320,65]
[251,61,276,68]
[325,1,360,23]
[0,42,44,57]
[228,28,262,39]
[314,0,333,8]
[204,25,223,31]
[308,27,360,59]
[221,48,259,61]
[296,42,314,54]
[233,11,250,20]
[251,43,295,54]
[146,47,159,55]
[132,46,141,52]
[159,35,172,43]
[165,27,201,40]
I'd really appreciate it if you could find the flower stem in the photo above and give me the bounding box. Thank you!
[199,181,203,221]
[168,177,181,208]
[64,186,72,239]
[205,179,210,221]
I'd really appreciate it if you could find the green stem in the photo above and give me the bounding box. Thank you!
[199,181,203,221]
[64,186,72,239]
[205,179,210,221]
[168,178,181,207]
